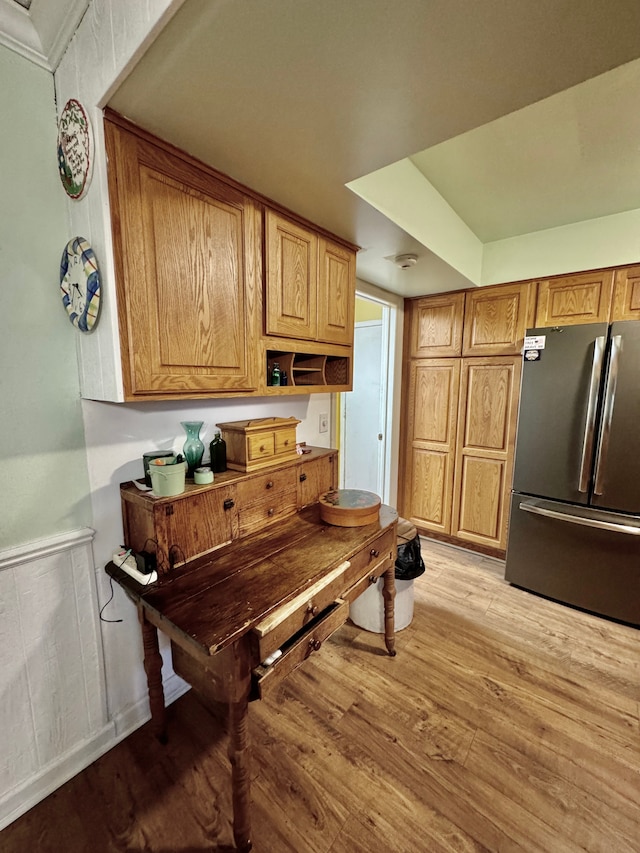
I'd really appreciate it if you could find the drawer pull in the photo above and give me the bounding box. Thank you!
[260,445,266,453]
[223,498,235,510]
[267,508,275,516]
[370,548,380,558]
[306,603,318,617]
[283,440,289,446]
[368,574,377,585]
[266,480,274,489]
[299,473,307,482]
[308,638,322,653]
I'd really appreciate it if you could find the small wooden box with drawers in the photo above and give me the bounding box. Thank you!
[217,416,301,472]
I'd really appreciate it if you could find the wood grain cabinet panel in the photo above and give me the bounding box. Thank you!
[534,270,614,327]
[401,359,460,534]
[105,116,260,399]
[407,292,465,357]
[265,210,318,340]
[463,282,535,356]
[611,266,640,320]
[452,357,521,550]
[317,238,355,345]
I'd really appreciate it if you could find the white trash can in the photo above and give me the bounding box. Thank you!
[349,518,423,633]
[349,575,415,632]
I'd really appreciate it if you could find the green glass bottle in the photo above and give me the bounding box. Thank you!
[271,362,281,386]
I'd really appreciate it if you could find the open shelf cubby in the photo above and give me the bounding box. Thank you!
[266,351,350,389]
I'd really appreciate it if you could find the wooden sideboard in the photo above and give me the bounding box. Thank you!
[107,501,398,851]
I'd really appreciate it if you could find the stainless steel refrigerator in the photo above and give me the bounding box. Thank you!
[505,321,640,625]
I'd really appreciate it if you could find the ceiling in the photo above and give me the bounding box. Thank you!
[5,0,640,296]
[0,0,87,70]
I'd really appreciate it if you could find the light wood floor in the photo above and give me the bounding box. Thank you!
[2,539,638,852]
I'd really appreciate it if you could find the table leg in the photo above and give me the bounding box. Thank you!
[382,566,396,656]
[139,608,167,743]
[228,695,252,851]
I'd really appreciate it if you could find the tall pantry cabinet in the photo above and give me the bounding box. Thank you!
[400,283,534,554]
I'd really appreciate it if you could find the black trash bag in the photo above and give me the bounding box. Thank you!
[395,533,425,580]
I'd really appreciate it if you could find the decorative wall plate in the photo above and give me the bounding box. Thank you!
[60,237,101,332]
[57,99,93,200]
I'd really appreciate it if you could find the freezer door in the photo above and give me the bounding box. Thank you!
[592,321,640,513]
[512,324,608,504]
[505,495,640,625]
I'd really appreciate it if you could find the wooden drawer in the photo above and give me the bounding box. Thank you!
[343,527,396,592]
[275,428,297,455]
[248,432,275,461]
[345,553,394,604]
[235,467,297,504]
[250,560,351,660]
[237,488,298,537]
[252,599,348,698]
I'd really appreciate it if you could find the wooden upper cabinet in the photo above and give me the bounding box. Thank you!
[105,116,259,399]
[264,211,356,348]
[408,292,465,358]
[611,266,640,320]
[534,270,614,327]
[451,356,521,551]
[317,237,355,345]
[462,282,535,356]
[265,210,318,340]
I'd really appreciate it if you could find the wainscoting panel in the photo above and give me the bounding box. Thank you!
[0,529,113,830]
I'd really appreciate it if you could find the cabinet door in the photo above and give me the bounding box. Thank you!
[611,266,640,320]
[463,282,535,356]
[265,210,317,340]
[298,452,337,507]
[407,292,464,358]
[400,359,460,534]
[451,357,521,551]
[158,486,237,565]
[534,270,614,327]
[105,119,259,398]
[317,238,355,345]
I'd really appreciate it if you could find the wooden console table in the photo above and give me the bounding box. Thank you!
[107,502,398,851]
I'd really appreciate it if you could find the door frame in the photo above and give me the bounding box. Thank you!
[339,285,401,505]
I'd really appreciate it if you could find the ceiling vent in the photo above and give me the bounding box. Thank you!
[394,253,418,269]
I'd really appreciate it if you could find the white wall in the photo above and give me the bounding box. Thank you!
[0,45,91,548]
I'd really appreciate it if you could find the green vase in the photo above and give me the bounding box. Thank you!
[181,420,204,476]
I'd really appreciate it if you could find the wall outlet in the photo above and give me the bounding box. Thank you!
[319,412,329,433]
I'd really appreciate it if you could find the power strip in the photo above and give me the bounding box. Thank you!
[112,550,158,585]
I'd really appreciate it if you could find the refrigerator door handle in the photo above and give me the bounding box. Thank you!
[578,336,606,492]
[593,334,622,496]
[519,500,640,535]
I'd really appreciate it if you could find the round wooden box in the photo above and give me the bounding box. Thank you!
[319,489,381,527]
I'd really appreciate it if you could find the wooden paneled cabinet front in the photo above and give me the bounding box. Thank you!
[265,210,355,347]
[105,115,260,400]
[534,270,614,327]
[401,284,527,554]
[121,448,337,567]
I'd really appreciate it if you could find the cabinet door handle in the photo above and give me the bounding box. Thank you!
[223,498,235,510]
[308,638,322,653]
[299,472,307,482]
[370,548,380,558]
[267,508,275,516]
[266,480,274,489]
[306,603,318,617]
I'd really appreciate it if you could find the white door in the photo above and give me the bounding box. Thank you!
[341,319,385,495]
